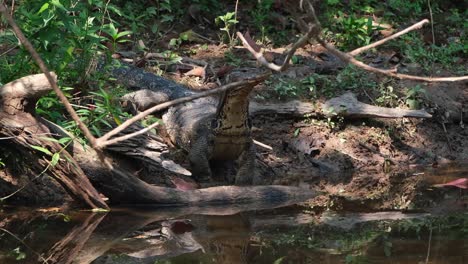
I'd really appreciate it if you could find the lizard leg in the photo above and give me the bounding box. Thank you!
[235,141,255,185]
[188,136,213,183]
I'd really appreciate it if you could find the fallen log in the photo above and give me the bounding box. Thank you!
[322,92,432,119]
[77,144,317,206]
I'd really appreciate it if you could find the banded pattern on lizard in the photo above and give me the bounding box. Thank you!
[106,62,269,185]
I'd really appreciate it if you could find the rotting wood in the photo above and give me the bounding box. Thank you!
[0,74,108,209]
[322,92,432,119]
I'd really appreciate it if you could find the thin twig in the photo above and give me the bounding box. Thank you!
[253,139,273,151]
[306,2,467,82]
[237,24,320,72]
[427,0,435,45]
[100,120,161,148]
[318,37,468,82]
[441,122,453,153]
[0,45,17,57]
[233,0,240,43]
[349,19,430,56]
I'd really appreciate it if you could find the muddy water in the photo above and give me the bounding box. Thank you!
[0,165,467,264]
[0,207,466,264]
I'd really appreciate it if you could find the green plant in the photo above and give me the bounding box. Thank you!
[62,87,130,138]
[333,12,383,49]
[8,247,26,261]
[215,11,238,45]
[335,65,376,92]
[274,78,300,98]
[102,23,132,53]
[301,76,319,99]
[404,85,427,109]
[397,32,466,73]
[375,84,398,107]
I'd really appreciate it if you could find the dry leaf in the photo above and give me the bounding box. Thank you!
[184,66,205,77]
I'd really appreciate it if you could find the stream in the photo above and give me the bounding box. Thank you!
[0,165,467,264]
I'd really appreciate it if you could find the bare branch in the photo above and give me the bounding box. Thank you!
[100,120,161,148]
[317,37,468,82]
[349,19,430,56]
[236,24,320,72]
[236,32,282,71]
[291,2,468,82]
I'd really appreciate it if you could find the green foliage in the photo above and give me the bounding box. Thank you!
[215,11,238,45]
[404,85,427,109]
[320,0,383,49]
[333,12,383,49]
[385,0,426,19]
[1,0,111,82]
[335,65,377,91]
[9,247,26,260]
[102,23,132,53]
[61,87,131,138]
[375,85,398,107]
[273,78,300,98]
[249,0,289,46]
[398,33,467,73]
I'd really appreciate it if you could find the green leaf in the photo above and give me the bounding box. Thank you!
[273,256,285,264]
[37,3,50,14]
[50,0,68,12]
[51,153,60,166]
[30,145,53,156]
[116,30,132,39]
[294,128,300,137]
[58,137,72,145]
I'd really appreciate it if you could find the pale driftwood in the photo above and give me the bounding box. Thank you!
[1,73,57,115]
[250,100,319,117]
[322,92,432,119]
[0,72,57,98]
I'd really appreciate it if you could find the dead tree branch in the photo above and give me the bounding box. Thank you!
[237,1,468,82]
[237,24,320,71]
[348,19,430,56]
